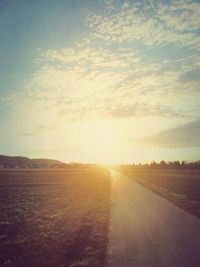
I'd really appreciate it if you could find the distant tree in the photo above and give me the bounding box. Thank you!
[160,160,166,168]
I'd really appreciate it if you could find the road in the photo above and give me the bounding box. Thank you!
[106,170,200,267]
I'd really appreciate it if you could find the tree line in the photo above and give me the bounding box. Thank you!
[122,161,200,170]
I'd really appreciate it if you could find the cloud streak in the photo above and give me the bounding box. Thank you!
[22,124,54,136]
[133,119,200,148]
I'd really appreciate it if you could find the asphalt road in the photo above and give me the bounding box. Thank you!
[106,170,200,267]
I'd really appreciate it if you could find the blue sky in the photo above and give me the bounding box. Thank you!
[0,0,89,93]
[0,0,200,163]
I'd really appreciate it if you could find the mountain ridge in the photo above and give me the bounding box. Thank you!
[0,155,66,168]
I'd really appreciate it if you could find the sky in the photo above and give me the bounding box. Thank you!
[0,0,200,163]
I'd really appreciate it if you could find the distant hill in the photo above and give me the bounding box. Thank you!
[0,155,66,169]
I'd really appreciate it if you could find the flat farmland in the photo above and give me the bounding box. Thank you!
[0,168,111,267]
[120,168,200,218]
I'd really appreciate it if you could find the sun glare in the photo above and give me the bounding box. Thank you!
[83,120,120,164]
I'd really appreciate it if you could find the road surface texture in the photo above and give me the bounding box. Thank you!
[106,170,200,267]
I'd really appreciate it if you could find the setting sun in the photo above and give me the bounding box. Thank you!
[81,120,119,164]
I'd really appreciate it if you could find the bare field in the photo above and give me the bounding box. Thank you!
[119,168,200,218]
[0,168,110,267]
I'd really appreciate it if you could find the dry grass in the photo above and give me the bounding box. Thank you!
[119,167,200,218]
[0,168,110,267]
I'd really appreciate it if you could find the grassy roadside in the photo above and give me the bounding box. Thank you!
[119,168,200,219]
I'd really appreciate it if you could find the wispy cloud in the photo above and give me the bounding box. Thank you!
[87,0,200,49]
[22,124,54,136]
[3,0,199,124]
[10,41,198,122]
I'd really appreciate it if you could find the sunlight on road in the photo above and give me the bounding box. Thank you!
[107,170,200,267]
[109,169,123,187]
